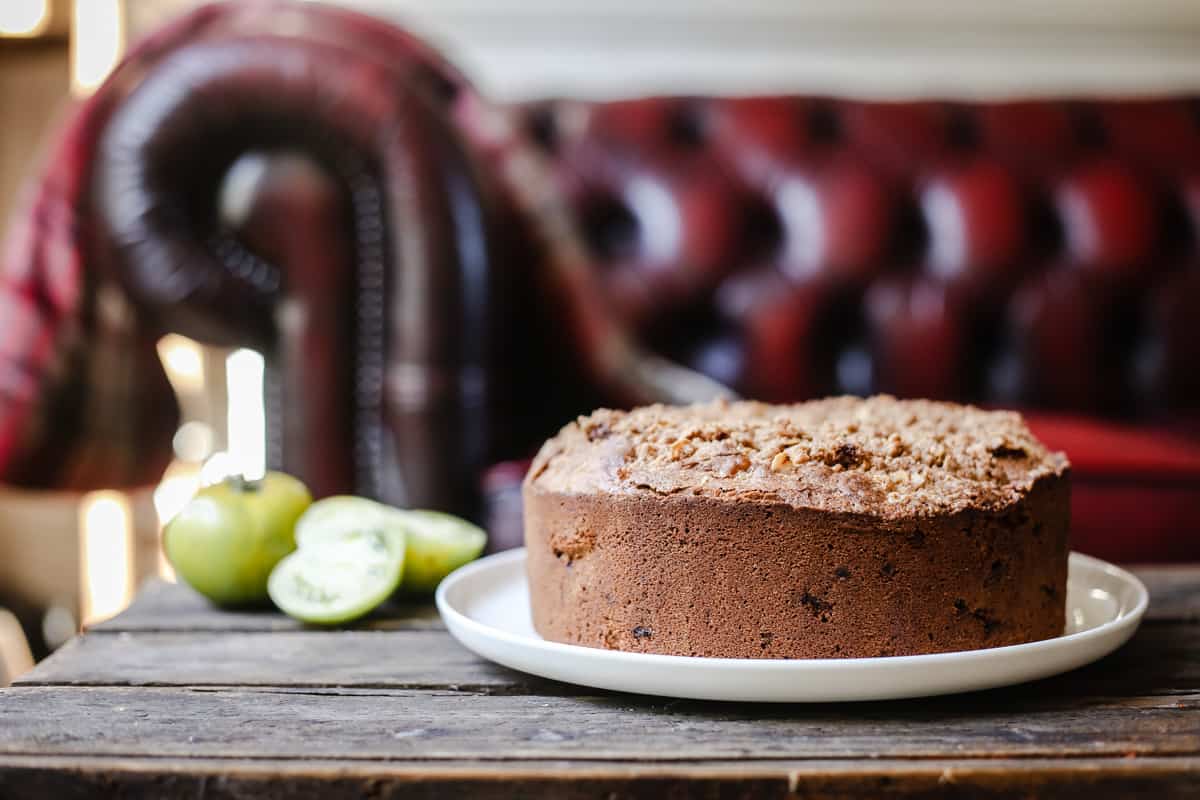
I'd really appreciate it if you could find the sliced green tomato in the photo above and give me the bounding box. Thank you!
[297,497,486,594]
[394,509,487,594]
[268,528,404,625]
[294,496,393,548]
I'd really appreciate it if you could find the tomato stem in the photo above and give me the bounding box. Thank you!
[229,474,264,493]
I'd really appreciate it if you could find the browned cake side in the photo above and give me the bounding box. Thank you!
[523,396,1070,659]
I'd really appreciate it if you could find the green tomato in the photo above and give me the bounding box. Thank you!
[295,497,486,595]
[269,527,405,625]
[164,471,312,606]
[395,509,487,595]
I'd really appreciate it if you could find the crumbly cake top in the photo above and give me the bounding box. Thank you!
[527,395,1069,518]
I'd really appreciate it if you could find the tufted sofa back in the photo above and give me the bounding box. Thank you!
[512,96,1200,418]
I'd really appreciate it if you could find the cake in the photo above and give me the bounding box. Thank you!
[523,395,1070,659]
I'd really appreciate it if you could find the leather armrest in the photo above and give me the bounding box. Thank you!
[77,7,502,514]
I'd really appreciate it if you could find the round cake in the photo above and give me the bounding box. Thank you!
[523,395,1070,659]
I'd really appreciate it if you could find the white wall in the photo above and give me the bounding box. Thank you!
[126,0,1200,101]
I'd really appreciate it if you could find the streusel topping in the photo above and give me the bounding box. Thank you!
[528,396,1069,518]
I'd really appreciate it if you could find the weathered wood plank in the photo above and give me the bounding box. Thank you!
[14,623,1200,700]
[92,579,442,633]
[8,564,1194,797]
[14,631,559,692]
[0,686,1197,762]
[96,565,1198,635]
[1134,566,1200,622]
[1038,622,1200,696]
[1,756,1199,800]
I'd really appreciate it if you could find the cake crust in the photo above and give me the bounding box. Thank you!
[524,396,1070,659]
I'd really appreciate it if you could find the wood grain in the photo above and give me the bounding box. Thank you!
[0,685,1197,762]
[4,563,1199,798]
[92,563,1198,636]
[1134,566,1200,622]
[90,580,443,633]
[13,623,1200,701]
[2,756,1199,800]
[15,631,552,692]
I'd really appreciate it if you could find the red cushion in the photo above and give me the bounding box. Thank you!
[1026,415,1200,562]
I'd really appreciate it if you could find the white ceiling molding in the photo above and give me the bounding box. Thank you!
[132,0,1200,101]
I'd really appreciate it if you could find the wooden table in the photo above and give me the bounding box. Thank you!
[1,567,1198,798]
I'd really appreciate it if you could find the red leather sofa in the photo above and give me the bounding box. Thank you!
[1,1,1197,562]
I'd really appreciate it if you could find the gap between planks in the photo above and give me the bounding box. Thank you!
[1,685,1198,763]
[3,755,1200,771]
[2,756,1198,800]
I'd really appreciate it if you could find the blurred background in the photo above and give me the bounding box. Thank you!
[2,0,1200,684]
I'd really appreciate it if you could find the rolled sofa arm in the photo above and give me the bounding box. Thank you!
[87,29,502,514]
[0,0,508,512]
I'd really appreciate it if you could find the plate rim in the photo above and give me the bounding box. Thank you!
[436,548,1148,671]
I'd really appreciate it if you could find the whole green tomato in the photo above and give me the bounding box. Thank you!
[164,471,312,606]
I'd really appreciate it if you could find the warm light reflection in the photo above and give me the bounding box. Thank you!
[71,0,123,95]
[200,450,236,487]
[157,548,176,583]
[153,463,200,528]
[0,609,35,685]
[172,420,215,463]
[154,461,205,583]
[226,349,267,482]
[156,333,206,394]
[79,491,133,626]
[0,0,48,37]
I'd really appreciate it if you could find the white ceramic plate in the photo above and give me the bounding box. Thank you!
[436,548,1147,702]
